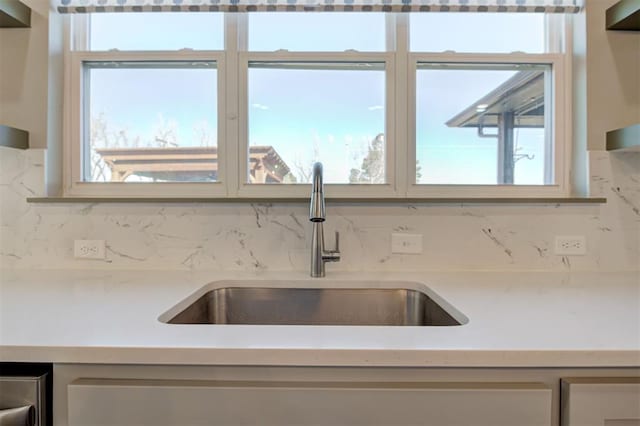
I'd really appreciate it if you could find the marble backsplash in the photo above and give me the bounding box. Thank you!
[0,147,638,272]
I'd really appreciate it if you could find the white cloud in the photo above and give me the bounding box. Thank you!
[252,103,269,110]
[367,105,384,111]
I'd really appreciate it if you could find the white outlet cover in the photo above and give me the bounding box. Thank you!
[391,233,423,254]
[554,235,586,256]
[74,240,106,260]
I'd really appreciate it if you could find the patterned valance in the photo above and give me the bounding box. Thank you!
[57,0,583,13]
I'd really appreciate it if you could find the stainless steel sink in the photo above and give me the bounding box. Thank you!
[161,284,465,326]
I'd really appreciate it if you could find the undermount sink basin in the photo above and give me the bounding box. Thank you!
[160,281,466,326]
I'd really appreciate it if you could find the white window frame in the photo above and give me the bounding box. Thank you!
[237,51,397,199]
[407,53,569,198]
[63,12,573,199]
[64,17,228,197]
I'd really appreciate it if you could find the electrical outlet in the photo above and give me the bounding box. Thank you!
[391,233,423,254]
[554,236,586,256]
[74,240,106,259]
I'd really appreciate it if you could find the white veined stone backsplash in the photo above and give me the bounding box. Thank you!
[1,147,638,271]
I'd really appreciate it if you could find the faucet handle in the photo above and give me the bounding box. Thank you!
[325,231,340,258]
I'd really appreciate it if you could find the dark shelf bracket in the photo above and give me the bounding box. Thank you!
[606,124,640,151]
[0,0,31,28]
[0,125,29,149]
[606,0,640,31]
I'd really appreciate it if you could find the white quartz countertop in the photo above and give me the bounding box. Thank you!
[0,269,639,368]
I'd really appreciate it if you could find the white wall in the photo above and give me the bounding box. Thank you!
[0,2,638,272]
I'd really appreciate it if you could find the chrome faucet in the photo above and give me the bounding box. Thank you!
[309,162,340,277]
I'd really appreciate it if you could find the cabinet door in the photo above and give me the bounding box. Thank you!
[562,378,640,426]
[68,379,552,426]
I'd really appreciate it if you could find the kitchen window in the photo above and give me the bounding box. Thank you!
[63,5,575,199]
[244,59,388,185]
[83,60,219,184]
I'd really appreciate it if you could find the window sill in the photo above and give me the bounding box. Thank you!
[26,197,607,204]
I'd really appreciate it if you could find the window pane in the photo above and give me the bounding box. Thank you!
[410,14,545,53]
[85,62,218,183]
[89,13,224,51]
[248,62,386,184]
[249,13,386,52]
[415,63,550,185]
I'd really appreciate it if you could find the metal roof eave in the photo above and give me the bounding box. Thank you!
[445,70,546,129]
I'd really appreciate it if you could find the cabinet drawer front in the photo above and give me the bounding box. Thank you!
[69,379,551,426]
[562,378,640,426]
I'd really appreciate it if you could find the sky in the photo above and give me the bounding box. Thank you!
[87,11,550,185]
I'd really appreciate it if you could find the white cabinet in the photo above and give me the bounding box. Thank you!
[561,378,640,426]
[56,364,640,426]
[68,378,552,426]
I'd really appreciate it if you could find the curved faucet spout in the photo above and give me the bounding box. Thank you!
[309,162,325,222]
[312,162,323,190]
[309,162,340,277]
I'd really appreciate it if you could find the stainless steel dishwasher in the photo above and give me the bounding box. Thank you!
[0,364,51,426]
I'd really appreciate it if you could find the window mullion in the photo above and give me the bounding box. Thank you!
[72,14,89,51]
[545,14,565,54]
[224,13,243,197]
[393,13,409,196]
